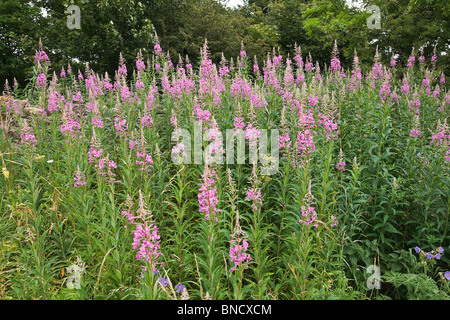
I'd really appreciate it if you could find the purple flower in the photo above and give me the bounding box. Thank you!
[445,271,450,280]
[36,73,47,88]
[426,252,433,259]
[175,283,185,293]
[414,247,420,253]
[198,166,220,222]
[336,161,346,171]
[159,277,169,287]
[73,166,87,188]
[154,43,162,56]
[409,129,421,139]
[435,254,441,260]
[229,221,252,272]
[122,191,163,274]
[437,247,444,254]
[34,49,49,63]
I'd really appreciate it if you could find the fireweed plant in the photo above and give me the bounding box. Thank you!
[0,37,449,300]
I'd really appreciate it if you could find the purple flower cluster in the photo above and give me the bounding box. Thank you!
[122,191,163,275]
[198,166,220,222]
[299,205,317,227]
[228,219,252,272]
[73,166,87,188]
[414,246,444,261]
[336,161,346,171]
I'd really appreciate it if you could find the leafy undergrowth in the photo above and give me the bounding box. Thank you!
[0,40,449,300]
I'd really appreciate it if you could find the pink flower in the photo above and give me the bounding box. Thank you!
[60,109,81,139]
[294,53,303,68]
[20,121,37,147]
[5,99,20,114]
[229,218,252,272]
[330,57,341,72]
[371,63,383,80]
[97,155,119,183]
[92,117,104,128]
[430,129,449,147]
[73,91,83,102]
[245,123,260,148]
[299,205,317,227]
[136,152,153,172]
[409,129,422,139]
[296,129,315,156]
[118,64,127,77]
[246,188,262,211]
[253,64,259,74]
[409,99,420,115]
[284,59,295,86]
[431,54,437,63]
[234,117,246,131]
[21,132,38,146]
[114,116,129,139]
[198,166,220,222]
[136,59,145,74]
[154,43,162,57]
[336,161,346,171]
[120,86,133,103]
[74,166,87,188]
[141,114,153,128]
[299,181,317,228]
[278,132,292,152]
[308,94,319,107]
[36,73,46,88]
[47,91,62,113]
[34,50,49,64]
[379,81,391,101]
[88,146,103,163]
[245,164,262,211]
[305,61,313,73]
[330,216,338,228]
[122,191,163,274]
[135,80,144,91]
[401,81,410,96]
[219,64,230,78]
[407,56,415,68]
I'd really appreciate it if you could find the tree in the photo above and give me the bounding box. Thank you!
[301,0,373,69]
[0,0,43,88]
[37,0,155,77]
[363,0,450,73]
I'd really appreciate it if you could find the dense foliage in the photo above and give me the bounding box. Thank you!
[0,37,449,300]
